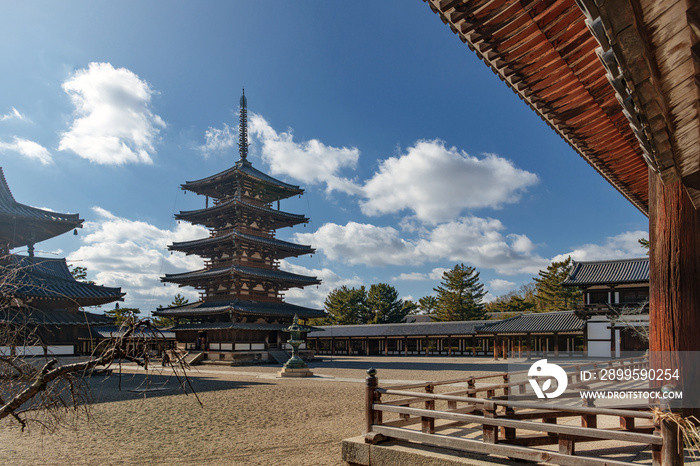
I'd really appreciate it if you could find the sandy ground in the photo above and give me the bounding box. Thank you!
[0,356,696,465]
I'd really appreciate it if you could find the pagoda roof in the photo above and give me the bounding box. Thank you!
[5,256,125,307]
[162,264,320,288]
[0,167,83,248]
[561,258,649,287]
[168,230,314,258]
[181,159,303,201]
[0,308,113,326]
[175,197,308,229]
[153,298,325,319]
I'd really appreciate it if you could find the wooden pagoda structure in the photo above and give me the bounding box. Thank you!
[154,91,324,361]
[0,167,123,355]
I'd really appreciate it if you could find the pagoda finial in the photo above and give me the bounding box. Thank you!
[238,88,248,161]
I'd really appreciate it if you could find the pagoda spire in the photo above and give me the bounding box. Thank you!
[238,88,248,161]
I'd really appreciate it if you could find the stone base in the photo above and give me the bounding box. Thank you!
[277,367,313,378]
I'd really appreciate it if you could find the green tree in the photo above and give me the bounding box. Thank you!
[534,257,582,311]
[485,283,537,314]
[638,237,649,255]
[433,264,486,321]
[322,285,368,325]
[418,295,438,315]
[366,283,405,324]
[105,304,141,325]
[69,265,95,284]
[402,299,419,317]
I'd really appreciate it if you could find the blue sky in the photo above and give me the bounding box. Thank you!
[0,1,648,313]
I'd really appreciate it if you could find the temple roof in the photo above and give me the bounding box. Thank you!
[175,197,308,229]
[169,322,317,332]
[0,167,83,248]
[561,257,649,287]
[181,160,304,202]
[476,311,586,335]
[307,320,491,338]
[153,298,325,319]
[0,308,113,326]
[162,264,320,288]
[5,256,124,307]
[168,230,314,258]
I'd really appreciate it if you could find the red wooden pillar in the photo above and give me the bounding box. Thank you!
[649,172,700,416]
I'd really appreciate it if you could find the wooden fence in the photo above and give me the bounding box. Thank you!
[364,356,684,465]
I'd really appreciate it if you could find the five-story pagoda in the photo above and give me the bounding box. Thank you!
[154,91,323,360]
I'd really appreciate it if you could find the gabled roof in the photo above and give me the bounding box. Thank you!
[168,230,314,258]
[181,159,303,202]
[5,256,124,306]
[477,311,585,335]
[0,168,83,248]
[161,264,320,288]
[90,325,176,339]
[153,298,325,319]
[561,257,649,287]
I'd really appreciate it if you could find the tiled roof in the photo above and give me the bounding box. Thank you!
[0,308,113,326]
[181,160,303,200]
[169,322,315,332]
[6,256,124,305]
[91,325,176,339]
[307,320,491,339]
[162,264,320,287]
[0,167,83,247]
[169,230,313,256]
[153,299,325,319]
[561,258,649,286]
[175,197,307,226]
[477,311,585,335]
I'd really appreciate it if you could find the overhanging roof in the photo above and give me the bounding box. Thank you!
[307,320,491,338]
[0,167,84,247]
[423,0,700,213]
[477,311,585,334]
[0,308,113,326]
[561,257,649,286]
[153,298,325,319]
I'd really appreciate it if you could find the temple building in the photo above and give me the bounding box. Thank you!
[153,91,324,363]
[0,167,123,355]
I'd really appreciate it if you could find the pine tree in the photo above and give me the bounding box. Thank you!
[418,295,438,314]
[534,257,582,311]
[433,264,486,321]
[323,285,368,325]
[366,283,405,324]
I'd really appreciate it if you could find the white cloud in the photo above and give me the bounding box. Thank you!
[249,114,362,195]
[489,279,516,292]
[58,62,165,165]
[297,217,548,274]
[0,137,52,165]
[360,140,538,223]
[0,107,26,122]
[199,123,236,155]
[393,272,428,281]
[279,260,362,309]
[553,230,649,262]
[67,207,208,311]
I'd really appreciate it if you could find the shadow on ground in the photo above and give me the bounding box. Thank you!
[85,371,270,404]
[306,359,533,374]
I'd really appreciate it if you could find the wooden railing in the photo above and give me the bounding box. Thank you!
[364,356,683,465]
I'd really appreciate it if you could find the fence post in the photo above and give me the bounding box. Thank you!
[483,400,498,443]
[659,389,684,466]
[422,384,435,434]
[365,368,377,436]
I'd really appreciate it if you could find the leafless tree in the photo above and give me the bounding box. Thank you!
[0,256,197,432]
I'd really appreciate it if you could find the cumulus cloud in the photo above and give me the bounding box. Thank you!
[554,230,649,262]
[249,114,361,195]
[360,140,538,223]
[58,62,165,165]
[279,260,362,309]
[199,123,236,155]
[296,217,548,274]
[0,137,52,165]
[489,279,516,292]
[393,272,429,281]
[0,107,26,122]
[67,207,208,311]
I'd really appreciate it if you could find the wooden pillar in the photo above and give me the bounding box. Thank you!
[447,336,452,356]
[649,171,700,415]
[526,334,531,359]
[554,332,559,358]
[331,338,335,357]
[472,335,476,356]
[384,337,388,356]
[502,337,507,360]
[365,338,370,356]
[518,337,522,358]
[493,336,499,360]
[404,337,408,356]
